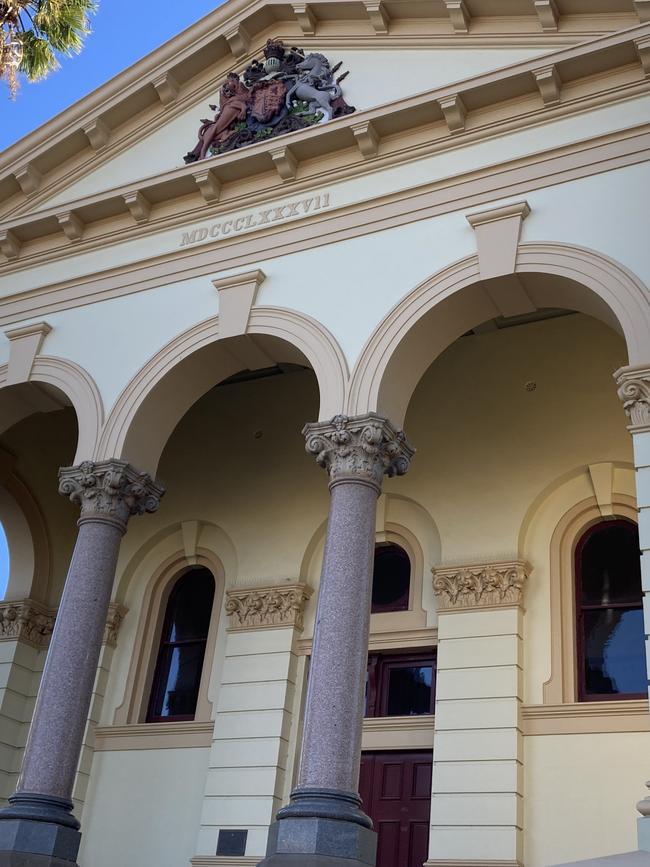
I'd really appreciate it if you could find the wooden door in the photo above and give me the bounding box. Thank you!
[359,751,432,867]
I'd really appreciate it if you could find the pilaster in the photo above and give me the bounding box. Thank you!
[194,583,312,860]
[0,600,126,810]
[614,364,650,849]
[427,561,528,867]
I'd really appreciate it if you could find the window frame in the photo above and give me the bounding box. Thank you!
[574,518,645,703]
[113,550,224,726]
[145,568,215,723]
[366,650,436,719]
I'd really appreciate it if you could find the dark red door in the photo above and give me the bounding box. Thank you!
[359,751,432,867]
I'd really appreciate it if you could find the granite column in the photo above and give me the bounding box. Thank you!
[260,413,414,867]
[615,365,650,851]
[0,460,164,866]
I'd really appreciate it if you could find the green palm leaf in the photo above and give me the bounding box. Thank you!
[1,0,96,97]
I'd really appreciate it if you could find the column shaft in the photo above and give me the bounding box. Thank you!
[18,519,121,799]
[0,460,163,866]
[260,414,413,867]
[298,479,377,792]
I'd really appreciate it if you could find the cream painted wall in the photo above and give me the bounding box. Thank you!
[79,747,209,867]
[3,155,649,425]
[1,93,647,313]
[525,733,650,865]
[40,46,548,208]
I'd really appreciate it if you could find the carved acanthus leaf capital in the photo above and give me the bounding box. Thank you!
[104,603,128,647]
[614,364,650,431]
[0,599,55,648]
[58,460,165,530]
[303,414,414,490]
[433,560,529,611]
[225,583,313,631]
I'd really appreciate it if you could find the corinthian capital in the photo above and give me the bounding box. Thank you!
[433,560,529,611]
[614,364,650,430]
[303,413,414,490]
[58,460,165,531]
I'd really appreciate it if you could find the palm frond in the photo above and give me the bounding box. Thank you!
[1,0,95,95]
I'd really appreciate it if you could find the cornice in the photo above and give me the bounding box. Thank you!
[0,1,641,214]
[1,120,648,328]
[1,24,648,271]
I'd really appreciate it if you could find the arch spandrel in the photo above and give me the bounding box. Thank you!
[98,307,348,476]
[348,244,650,427]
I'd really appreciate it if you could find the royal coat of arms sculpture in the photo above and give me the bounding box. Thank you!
[184,39,355,163]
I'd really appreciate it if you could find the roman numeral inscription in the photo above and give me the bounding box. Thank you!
[180,192,331,247]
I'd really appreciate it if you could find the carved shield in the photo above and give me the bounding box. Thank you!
[251,79,287,123]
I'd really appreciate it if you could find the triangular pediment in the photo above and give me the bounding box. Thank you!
[0,0,642,221]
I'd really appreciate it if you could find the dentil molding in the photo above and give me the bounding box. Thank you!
[614,364,650,432]
[303,413,414,491]
[0,599,127,648]
[432,560,529,611]
[225,583,313,631]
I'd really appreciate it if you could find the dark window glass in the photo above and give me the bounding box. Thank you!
[371,544,411,614]
[147,567,214,722]
[366,652,436,717]
[575,520,646,701]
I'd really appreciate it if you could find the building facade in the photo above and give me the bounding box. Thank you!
[0,2,649,865]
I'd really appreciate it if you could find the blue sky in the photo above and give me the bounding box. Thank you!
[0,526,7,600]
[2,0,225,150]
[1,6,230,594]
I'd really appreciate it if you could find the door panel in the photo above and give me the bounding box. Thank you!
[360,751,432,867]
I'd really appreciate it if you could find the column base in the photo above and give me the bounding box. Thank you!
[258,817,376,867]
[0,855,78,867]
[0,795,80,865]
[259,789,376,866]
[638,816,650,852]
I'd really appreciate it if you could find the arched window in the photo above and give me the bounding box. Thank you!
[146,567,215,722]
[371,543,411,614]
[575,519,646,701]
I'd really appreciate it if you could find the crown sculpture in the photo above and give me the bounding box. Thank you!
[184,39,355,163]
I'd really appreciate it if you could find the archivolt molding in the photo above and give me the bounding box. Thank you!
[97,306,347,473]
[347,244,650,425]
[0,355,103,465]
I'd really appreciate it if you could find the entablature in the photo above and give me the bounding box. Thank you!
[0,0,644,219]
[0,24,648,277]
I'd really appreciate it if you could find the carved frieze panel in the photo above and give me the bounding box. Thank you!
[0,599,54,648]
[184,39,355,163]
[0,599,128,648]
[225,583,313,631]
[432,560,529,611]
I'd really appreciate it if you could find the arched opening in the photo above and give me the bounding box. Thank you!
[146,567,216,722]
[0,381,80,606]
[574,518,646,701]
[371,542,411,614]
[98,310,347,475]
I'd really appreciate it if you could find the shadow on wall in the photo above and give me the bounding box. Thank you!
[0,524,8,600]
